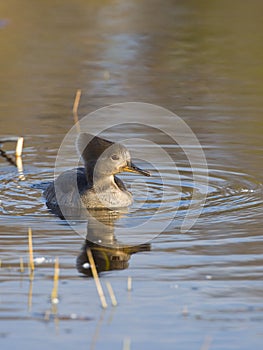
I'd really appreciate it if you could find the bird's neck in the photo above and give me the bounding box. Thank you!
[85,163,120,191]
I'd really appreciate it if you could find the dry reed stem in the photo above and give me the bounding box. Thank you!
[0,137,25,175]
[86,248,107,309]
[123,337,131,350]
[15,137,24,157]
[51,257,59,303]
[72,89,81,133]
[182,305,189,317]
[28,227,34,273]
[20,257,24,273]
[106,282,118,306]
[16,156,25,180]
[44,310,51,321]
[28,276,33,311]
[127,276,132,291]
[200,336,213,350]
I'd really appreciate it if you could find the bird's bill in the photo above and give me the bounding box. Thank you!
[122,162,150,177]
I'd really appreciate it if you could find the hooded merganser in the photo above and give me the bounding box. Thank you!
[44,133,150,212]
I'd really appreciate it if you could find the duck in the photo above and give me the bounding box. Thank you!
[44,133,150,214]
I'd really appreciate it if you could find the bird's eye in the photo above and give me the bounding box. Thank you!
[111,154,120,161]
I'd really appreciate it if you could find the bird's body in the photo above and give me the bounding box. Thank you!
[44,133,150,214]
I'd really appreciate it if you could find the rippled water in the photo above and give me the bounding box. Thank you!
[1,1,263,349]
[1,137,261,226]
[1,150,262,349]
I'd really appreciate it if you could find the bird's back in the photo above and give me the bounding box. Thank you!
[44,166,132,214]
[44,167,88,211]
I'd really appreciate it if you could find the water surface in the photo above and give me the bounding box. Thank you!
[1,1,263,349]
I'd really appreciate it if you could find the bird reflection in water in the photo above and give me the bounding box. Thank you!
[76,209,151,277]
